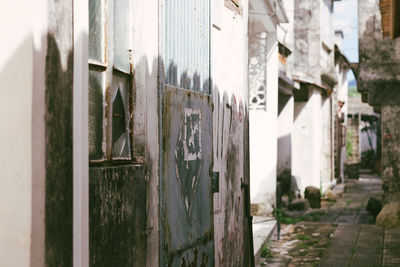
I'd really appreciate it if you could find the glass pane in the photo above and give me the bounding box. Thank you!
[113,0,130,72]
[89,70,105,160]
[111,74,131,159]
[89,0,104,61]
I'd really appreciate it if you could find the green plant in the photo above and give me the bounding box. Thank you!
[348,87,360,97]
[347,130,354,158]
[260,244,274,258]
[297,242,311,250]
[275,208,302,224]
[297,235,311,241]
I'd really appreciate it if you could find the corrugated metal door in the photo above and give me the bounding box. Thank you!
[161,0,213,266]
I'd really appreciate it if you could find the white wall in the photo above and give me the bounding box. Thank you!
[321,96,334,193]
[292,88,322,195]
[0,2,40,266]
[212,1,249,265]
[249,33,279,214]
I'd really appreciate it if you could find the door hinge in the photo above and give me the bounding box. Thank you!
[212,172,219,193]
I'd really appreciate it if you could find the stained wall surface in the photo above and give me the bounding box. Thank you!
[212,1,251,266]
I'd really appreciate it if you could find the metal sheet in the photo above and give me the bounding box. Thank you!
[162,87,214,266]
[164,0,210,93]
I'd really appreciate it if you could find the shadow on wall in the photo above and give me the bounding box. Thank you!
[250,169,278,216]
[0,33,48,267]
[277,134,292,173]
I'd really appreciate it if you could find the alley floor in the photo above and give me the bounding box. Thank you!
[257,172,400,267]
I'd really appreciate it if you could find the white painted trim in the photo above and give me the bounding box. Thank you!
[73,0,89,266]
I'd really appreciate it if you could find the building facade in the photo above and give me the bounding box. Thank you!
[358,0,400,223]
[0,0,253,266]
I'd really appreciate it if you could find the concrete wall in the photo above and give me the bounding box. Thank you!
[212,1,250,266]
[292,87,322,195]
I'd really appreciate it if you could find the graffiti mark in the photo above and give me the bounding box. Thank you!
[175,108,202,217]
[183,108,202,161]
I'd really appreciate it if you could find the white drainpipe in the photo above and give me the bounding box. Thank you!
[73,0,89,266]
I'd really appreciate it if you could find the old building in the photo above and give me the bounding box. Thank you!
[291,0,338,195]
[333,30,352,183]
[0,0,253,266]
[358,0,400,224]
[249,0,289,216]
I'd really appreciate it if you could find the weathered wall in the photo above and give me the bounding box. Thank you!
[89,166,148,267]
[293,0,336,87]
[358,0,400,105]
[358,0,400,224]
[212,0,250,266]
[132,0,160,265]
[381,105,400,203]
[279,0,294,54]
[293,0,321,84]
[45,0,74,265]
[88,0,159,265]
[347,116,360,165]
[292,87,322,195]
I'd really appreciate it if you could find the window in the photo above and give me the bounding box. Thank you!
[89,0,132,161]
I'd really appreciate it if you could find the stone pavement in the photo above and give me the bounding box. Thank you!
[256,173,400,267]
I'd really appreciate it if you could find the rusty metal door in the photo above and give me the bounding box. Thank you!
[161,0,213,266]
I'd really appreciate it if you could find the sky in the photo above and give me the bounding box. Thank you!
[333,0,358,85]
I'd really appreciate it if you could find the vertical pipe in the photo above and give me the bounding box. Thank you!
[158,0,165,265]
[73,0,89,266]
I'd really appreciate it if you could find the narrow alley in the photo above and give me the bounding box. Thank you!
[2,0,400,266]
[257,172,400,267]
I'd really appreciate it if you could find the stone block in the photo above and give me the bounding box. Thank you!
[346,163,360,179]
[376,202,400,228]
[325,189,338,201]
[366,197,382,218]
[305,186,321,208]
[287,199,309,211]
